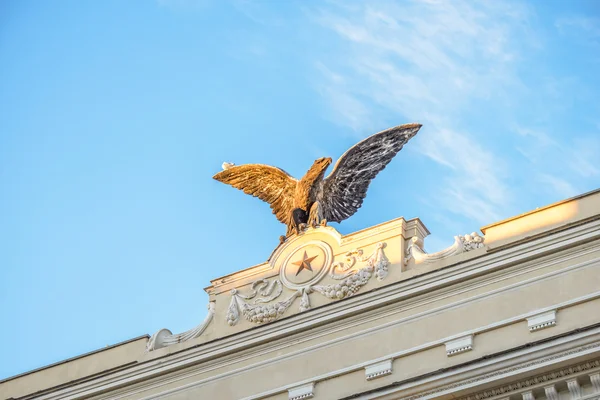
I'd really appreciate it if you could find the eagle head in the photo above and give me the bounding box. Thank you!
[315,157,333,170]
[303,157,333,184]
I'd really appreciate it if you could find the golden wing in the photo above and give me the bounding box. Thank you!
[213,164,298,227]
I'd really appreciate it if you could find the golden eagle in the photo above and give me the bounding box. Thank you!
[213,123,421,237]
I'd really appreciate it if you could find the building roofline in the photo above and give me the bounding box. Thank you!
[0,334,149,384]
[481,187,600,232]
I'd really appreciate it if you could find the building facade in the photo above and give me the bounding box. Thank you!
[3,190,600,400]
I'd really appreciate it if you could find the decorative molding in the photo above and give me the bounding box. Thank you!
[405,232,484,265]
[279,240,333,290]
[330,249,363,280]
[244,305,600,400]
[445,335,473,356]
[145,302,215,352]
[299,288,311,312]
[327,242,389,283]
[459,233,486,251]
[590,372,600,392]
[112,264,600,400]
[528,310,557,332]
[226,243,389,326]
[522,390,535,400]
[451,357,600,400]
[567,378,582,399]
[288,382,314,400]
[23,219,600,400]
[312,266,373,300]
[365,360,393,381]
[110,270,600,400]
[313,242,389,300]
[544,385,559,400]
[227,287,299,326]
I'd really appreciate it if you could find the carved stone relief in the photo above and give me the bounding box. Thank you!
[405,231,485,265]
[225,242,389,326]
[146,302,215,352]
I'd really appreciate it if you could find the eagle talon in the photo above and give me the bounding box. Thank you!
[279,235,286,244]
[320,219,327,227]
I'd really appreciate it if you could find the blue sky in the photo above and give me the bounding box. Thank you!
[1,0,599,380]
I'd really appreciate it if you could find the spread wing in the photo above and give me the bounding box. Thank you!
[213,164,298,226]
[321,123,421,222]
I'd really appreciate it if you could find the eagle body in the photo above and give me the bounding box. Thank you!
[213,123,421,237]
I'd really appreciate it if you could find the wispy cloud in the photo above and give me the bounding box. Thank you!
[513,124,600,185]
[537,174,579,199]
[308,0,535,224]
[556,16,600,38]
[555,15,600,59]
[229,0,600,249]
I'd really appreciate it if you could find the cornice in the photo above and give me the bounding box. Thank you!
[348,327,600,400]
[24,218,600,400]
[400,345,600,400]
[455,359,600,400]
[93,261,600,399]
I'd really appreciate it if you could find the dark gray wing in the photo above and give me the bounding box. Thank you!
[213,164,298,226]
[321,123,421,222]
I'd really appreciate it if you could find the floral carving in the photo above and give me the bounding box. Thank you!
[299,288,311,312]
[313,267,373,299]
[226,278,287,326]
[227,284,299,326]
[313,242,389,300]
[459,232,485,251]
[226,243,389,326]
[226,294,241,326]
[240,293,299,324]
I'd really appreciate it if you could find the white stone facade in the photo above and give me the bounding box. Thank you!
[2,189,600,400]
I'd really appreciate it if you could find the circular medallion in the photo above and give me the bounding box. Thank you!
[279,240,332,290]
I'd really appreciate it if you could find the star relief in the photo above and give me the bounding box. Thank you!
[292,251,318,276]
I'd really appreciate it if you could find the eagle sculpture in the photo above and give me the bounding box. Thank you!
[213,123,421,238]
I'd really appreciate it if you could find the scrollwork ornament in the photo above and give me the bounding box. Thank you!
[329,249,362,279]
[313,242,389,300]
[405,231,485,265]
[251,279,283,303]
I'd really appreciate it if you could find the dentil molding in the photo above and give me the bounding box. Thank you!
[527,310,557,332]
[288,382,314,400]
[365,359,393,380]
